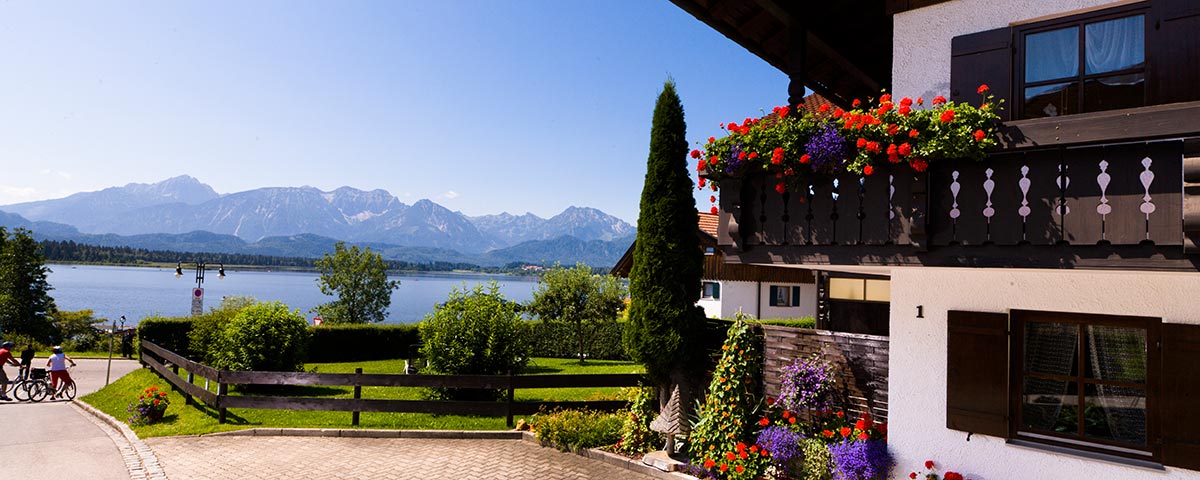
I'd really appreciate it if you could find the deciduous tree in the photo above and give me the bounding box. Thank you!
[527,263,627,364]
[312,242,399,324]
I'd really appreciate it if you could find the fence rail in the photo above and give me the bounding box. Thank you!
[140,340,642,427]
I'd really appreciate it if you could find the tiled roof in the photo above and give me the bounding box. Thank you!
[697,212,719,238]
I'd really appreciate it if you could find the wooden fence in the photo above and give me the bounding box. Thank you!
[140,341,642,427]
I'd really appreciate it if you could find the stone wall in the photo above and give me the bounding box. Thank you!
[760,324,889,422]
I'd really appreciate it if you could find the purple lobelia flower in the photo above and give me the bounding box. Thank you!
[804,124,851,173]
[778,354,836,413]
[828,439,891,480]
[756,425,805,474]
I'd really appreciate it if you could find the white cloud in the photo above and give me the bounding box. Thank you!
[442,190,460,200]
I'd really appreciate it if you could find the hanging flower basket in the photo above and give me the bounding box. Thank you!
[694,86,1002,198]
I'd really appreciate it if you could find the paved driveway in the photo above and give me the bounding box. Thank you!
[146,436,661,480]
[0,358,140,480]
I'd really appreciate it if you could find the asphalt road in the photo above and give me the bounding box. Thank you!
[0,357,140,480]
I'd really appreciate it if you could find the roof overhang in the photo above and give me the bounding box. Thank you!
[669,0,950,105]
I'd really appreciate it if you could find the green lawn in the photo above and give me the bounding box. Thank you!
[82,357,644,438]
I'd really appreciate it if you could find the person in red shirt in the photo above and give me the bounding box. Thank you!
[0,342,21,401]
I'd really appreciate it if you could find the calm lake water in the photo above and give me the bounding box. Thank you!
[46,264,539,325]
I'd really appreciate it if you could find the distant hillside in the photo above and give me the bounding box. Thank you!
[0,176,635,260]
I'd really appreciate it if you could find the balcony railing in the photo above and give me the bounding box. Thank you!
[717,139,1198,270]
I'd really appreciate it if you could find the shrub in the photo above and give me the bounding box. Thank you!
[801,438,835,480]
[137,317,194,357]
[212,302,310,372]
[528,319,628,361]
[190,296,256,365]
[532,408,625,452]
[307,323,421,362]
[420,282,529,376]
[756,317,817,329]
[689,315,768,479]
[616,385,662,454]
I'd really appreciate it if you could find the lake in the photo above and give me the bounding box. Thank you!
[45,264,540,325]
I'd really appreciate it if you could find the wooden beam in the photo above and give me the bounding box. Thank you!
[998,101,1200,150]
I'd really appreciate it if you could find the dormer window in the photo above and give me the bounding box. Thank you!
[1019,8,1147,119]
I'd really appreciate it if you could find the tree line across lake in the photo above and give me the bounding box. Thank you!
[36,239,533,274]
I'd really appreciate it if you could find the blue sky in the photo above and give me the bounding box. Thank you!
[0,1,789,224]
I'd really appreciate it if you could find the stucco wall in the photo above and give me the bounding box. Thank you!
[892,0,1123,100]
[889,267,1200,479]
[705,281,817,320]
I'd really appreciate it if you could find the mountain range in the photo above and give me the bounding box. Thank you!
[0,176,637,267]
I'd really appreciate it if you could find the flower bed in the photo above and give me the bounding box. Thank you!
[693,87,1001,213]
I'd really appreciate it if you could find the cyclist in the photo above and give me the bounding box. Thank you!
[0,341,19,401]
[46,346,77,399]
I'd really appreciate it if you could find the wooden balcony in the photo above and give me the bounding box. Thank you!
[716,137,1200,271]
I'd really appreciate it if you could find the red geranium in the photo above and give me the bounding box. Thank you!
[852,98,862,108]
[973,129,986,141]
[690,149,701,159]
[909,129,920,138]
[819,103,831,113]
[940,110,956,123]
[932,95,947,105]
[775,182,786,194]
[898,143,912,156]
[759,417,770,426]
[704,458,715,469]
[863,165,874,176]
[839,427,852,437]
[710,206,718,214]
[945,472,965,480]
[697,159,707,172]
[925,460,935,470]
[911,158,929,172]
[977,84,989,94]
[799,154,811,164]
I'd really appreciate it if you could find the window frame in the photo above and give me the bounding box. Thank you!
[701,281,721,300]
[1014,2,1150,119]
[769,285,794,307]
[1009,309,1163,461]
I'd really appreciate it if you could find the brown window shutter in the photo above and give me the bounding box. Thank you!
[1162,323,1200,471]
[950,27,1012,121]
[946,310,1009,437]
[1149,0,1200,105]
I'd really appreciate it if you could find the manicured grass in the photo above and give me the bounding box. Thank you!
[82,357,644,438]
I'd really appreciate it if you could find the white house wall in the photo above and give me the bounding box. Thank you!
[892,0,1121,100]
[889,267,1200,479]
[696,280,816,320]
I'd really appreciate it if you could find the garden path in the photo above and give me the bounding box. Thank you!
[146,435,662,480]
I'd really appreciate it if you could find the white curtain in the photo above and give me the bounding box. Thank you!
[1086,15,1145,75]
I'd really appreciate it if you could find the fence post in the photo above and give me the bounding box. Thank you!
[217,372,228,424]
[506,370,515,428]
[352,367,362,426]
[171,363,180,393]
[185,371,195,406]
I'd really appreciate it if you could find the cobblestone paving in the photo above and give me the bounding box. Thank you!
[146,436,660,480]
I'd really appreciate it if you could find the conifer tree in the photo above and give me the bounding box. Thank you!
[624,80,705,383]
[0,228,57,341]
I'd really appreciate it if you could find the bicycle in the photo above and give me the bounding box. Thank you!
[8,368,49,402]
[44,366,76,401]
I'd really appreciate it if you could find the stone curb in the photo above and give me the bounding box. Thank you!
[72,400,169,480]
[200,428,693,479]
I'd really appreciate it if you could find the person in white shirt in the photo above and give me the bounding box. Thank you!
[46,346,76,399]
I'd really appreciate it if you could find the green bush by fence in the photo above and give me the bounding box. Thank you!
[137,317,194,357]
[527,320,628,361]
[756,317,816,329]
[307,324,421,362]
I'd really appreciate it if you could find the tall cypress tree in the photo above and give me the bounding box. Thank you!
[624,80,705,384]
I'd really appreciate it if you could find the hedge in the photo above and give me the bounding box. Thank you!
[307,324,421,362]
[528,320,628,361]
[137,317,194,357]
